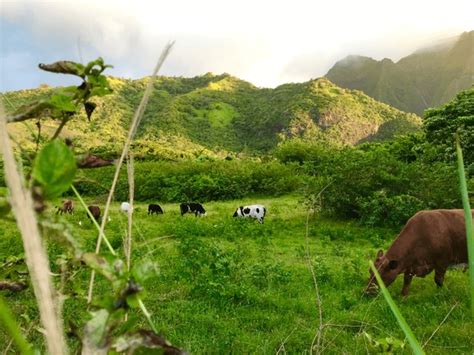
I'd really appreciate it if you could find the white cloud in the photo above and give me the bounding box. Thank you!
[1,0,473,89]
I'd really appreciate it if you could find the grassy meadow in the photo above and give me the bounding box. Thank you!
[0,195,472,353]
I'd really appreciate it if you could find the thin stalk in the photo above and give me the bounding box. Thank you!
[369,261,424,355]
[0,295,33,354]
[455,136,474,319]
[125,154,134,270]
[422,302,459,348]
[87,42,174,303]
[138,298,158,333]
[51,117,69,140]
[70,185,116,255]
[0,103,67,354]
[305,211,323,354]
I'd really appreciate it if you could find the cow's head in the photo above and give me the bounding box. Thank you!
[365,249,400,295]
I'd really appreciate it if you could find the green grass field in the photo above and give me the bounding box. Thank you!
[0,195,472,353]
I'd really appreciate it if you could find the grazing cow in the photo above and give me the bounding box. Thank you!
[148,204,164,215]
[180,203,206,217]
[120,202,132,213]
[233,204,266,224]
[366,209,472,296]
[87,205,101,223]
[57,199,74,215]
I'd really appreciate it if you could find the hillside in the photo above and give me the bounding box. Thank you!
[326,31,474,115]
[3,74,420,158]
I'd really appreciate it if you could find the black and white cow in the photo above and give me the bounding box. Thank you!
[180,203,206,217]
[233,204,266,224]
[148,203,164,215]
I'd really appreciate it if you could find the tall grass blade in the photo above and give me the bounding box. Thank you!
[455,136,474,319]
[0,295,34,354]
[125,153,134,270]
[87,41,174,303]
[369,261,424,355]
[0,103,67,354]
[70,184,116,255]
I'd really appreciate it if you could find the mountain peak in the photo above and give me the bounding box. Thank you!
[326,30,474,115]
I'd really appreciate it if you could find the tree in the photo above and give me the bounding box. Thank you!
[423,88,474,165]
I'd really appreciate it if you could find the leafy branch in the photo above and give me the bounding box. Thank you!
[7,58,113,132]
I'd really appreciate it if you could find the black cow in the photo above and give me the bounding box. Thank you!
[148,204,164,215]
[180,203,206,217]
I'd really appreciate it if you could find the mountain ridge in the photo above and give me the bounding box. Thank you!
[326,31,474,115]
[3,74,421,159]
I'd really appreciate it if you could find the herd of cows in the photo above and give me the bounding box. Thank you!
[57,200,268,224]
[57,199,471,296]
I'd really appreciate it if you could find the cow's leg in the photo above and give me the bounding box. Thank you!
[401,273,413,296]
[434,267,447,288]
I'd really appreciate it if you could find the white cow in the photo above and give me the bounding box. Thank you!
[120,202,132,213]
[233,204,266,224]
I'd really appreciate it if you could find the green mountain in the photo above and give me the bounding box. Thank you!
[326,31,474,115]
[3,74,420,158]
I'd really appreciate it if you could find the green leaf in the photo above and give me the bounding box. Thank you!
[126,293,140,309]
[82,309,110,352]
[111,329,184,354]
[456,136,474,319]
[369,261,424,354]
[49,93,77,113]
[82,253,118,282]
[0,295,34,354]
[90,86,113,97]
[32,140,77,199]
[131,259,160,284]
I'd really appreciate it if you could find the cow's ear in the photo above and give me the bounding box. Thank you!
[376,249,384,258]
[388,260,398,269]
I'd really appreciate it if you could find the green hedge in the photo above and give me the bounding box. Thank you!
[73,159,302,202]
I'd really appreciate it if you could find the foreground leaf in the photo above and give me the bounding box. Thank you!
[82,309,110,354]
[112,329,185,354]
[32,140,76,199]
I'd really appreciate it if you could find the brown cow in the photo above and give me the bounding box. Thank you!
[57,199,74,214]
[87,205,101,223]
[366,209,471,296]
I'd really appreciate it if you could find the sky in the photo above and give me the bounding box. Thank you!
[0,0,473,92]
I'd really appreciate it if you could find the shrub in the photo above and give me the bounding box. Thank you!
[357,191,426,227]
[73,159,301,202]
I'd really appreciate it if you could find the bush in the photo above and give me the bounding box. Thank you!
[73,159,302,202]
[275,138,463,226]
[357,191,426,227]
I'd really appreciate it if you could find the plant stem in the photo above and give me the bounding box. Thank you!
[70,185,116,255]
[126,154,134,271]
[0,103,67,354]
[51,117,69,140]
[87,41,174,304]
[138,298,158,333]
